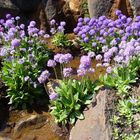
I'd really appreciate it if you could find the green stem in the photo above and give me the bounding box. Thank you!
[43,83,49,95]
[53,67,58,79]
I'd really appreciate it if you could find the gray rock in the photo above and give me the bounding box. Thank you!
[87,0,113,18]
[0,0,17,9]
[10,0,40,12]
[69,89,115,140]
[129,0,140,17]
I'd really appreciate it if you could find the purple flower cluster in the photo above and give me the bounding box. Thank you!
[74,10,140,52]
[38,70,50,84]
[47,59,56,67]
[0,47,7,56]
[54,53,73,64]
[114,39,140,65]
[49,92,58,101]
[63,67,73,77]
[11,38,21,48]
[49,19,66,34]
[77,55,95,76]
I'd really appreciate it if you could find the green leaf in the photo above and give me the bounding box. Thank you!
[69,113,76,124]
[84,100,92,105]
[75,111,85,120]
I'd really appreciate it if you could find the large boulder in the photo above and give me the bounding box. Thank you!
[69,89,116,140]
[129,0,140,17]
[0,0,82,32]
[87,0,140,18]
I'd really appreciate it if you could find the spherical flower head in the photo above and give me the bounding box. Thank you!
[7,32,15,39]
[10,49,15,55]
[50,28,55,34]
[81,33,86,39]
[11,38,21,48]
[88,68,95,73]
[124,45,135,56]
[0,19,4,24]
[38,70,50,84]
[50,19,56,26]
[60,21,66,26]
[15,16,20,20]
[0,47,7,56]
[47,59,56,67]
[84,17,90,23]
[58,26,64,32]
[110,47,118,54]
[119,30,124,35]
[88,18,95,26]
[5,19,13,28]
[104,51,112,60]
[88,51,95,58]
[78,17,83,22]
[114,55,124,63]
[80,55,91,69]
[49,92,58,101]
[135,46,140,53]
[54,53,63,63]
[115,10,122,16]
[18,58,25,64]
[121,15,127,21]
[44,34,50,39]
[24,76,30,82]
[96,54,102,61]
[110,39,117,46]
[101,39,106,44]
[38,30,45,36]
[29,21,36,27]
[20,24,25,29]
[122,36,128,41]
[73,27,79,34]
[77,22,83,27]
[103,32,108,37]
[64,53,73,63]
[89,29,95,36]
[99,16,106,21]
[102,46,108,53]
[135,16,140,22]
[58,55,65,64]
[63,67,73,77]
[126,26,132,33]
[106,66,112,74]
[83,37,89,43]
[77,68,86,77]
[6,14,11,19]
[127,17,132,24]
[92,42,97,47]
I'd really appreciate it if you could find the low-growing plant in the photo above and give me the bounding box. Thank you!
[49,20,72,48]
[52,32,72,48]
[50,78,99,125]
[111,97,140,140]
[0,14,51,108]
[99,66,137,95]
[38,53,100,125]
[99,38,140,95]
